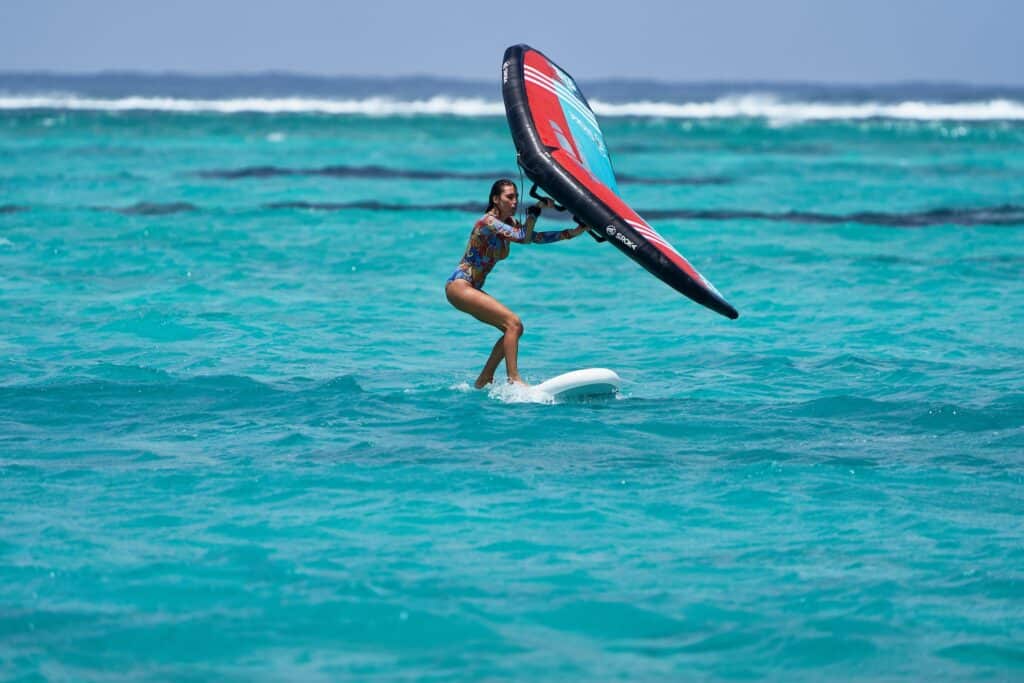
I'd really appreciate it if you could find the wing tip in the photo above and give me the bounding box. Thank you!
[714,301,740,320]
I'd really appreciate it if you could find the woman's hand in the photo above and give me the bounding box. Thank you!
[529,198,553,216]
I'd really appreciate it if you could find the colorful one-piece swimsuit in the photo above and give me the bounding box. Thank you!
[446,214,581,290]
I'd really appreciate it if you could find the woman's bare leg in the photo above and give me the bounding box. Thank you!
[445,281,526,385]
[475,336,505,388]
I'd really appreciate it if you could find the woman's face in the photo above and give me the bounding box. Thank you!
[493,185,518,216]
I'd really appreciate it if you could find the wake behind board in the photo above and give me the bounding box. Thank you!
[536,368,621,400]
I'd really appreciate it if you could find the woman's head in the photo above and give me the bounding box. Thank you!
[486,179,518,215]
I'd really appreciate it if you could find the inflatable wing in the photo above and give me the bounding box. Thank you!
[502,44,739,319]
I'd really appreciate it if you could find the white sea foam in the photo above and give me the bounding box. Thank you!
[1,93,1023,121]
[0,94,505,117]
[589,95,1024,122]
[486,382,555,405]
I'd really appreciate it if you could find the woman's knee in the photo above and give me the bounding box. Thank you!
[505,315,524,337]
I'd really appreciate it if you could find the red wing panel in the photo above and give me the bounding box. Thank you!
[523,52,583,165]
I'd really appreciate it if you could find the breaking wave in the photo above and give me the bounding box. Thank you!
[2,94,1024,121]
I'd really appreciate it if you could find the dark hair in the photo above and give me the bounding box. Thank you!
[486,179,517,213]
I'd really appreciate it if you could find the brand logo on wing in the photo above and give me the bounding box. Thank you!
[606,225,637,250]
[502,61,509,84]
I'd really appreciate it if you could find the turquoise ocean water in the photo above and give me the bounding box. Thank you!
[2,76,1024,680]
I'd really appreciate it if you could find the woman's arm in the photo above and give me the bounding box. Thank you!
[522,199,551,243]
[523,212,538,243]
[480,215,528,243]
[530,224,588,244]
[525,199,586,244]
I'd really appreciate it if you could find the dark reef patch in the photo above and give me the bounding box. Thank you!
[200,164,731,186]
[101,202,199,216]
[264,200,1024,227]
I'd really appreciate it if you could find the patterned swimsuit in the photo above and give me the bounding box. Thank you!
[446,214,581,290]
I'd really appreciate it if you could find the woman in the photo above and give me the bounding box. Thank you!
[445,179,587,388]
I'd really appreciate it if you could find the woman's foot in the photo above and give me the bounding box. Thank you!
[508,376,529,387]
[474,375,494,389]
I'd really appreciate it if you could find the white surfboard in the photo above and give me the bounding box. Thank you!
[535,368,621,400]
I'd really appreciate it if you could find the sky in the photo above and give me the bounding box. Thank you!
[1,0,1022,85]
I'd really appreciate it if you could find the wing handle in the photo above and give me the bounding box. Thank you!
[528,183,566,212]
